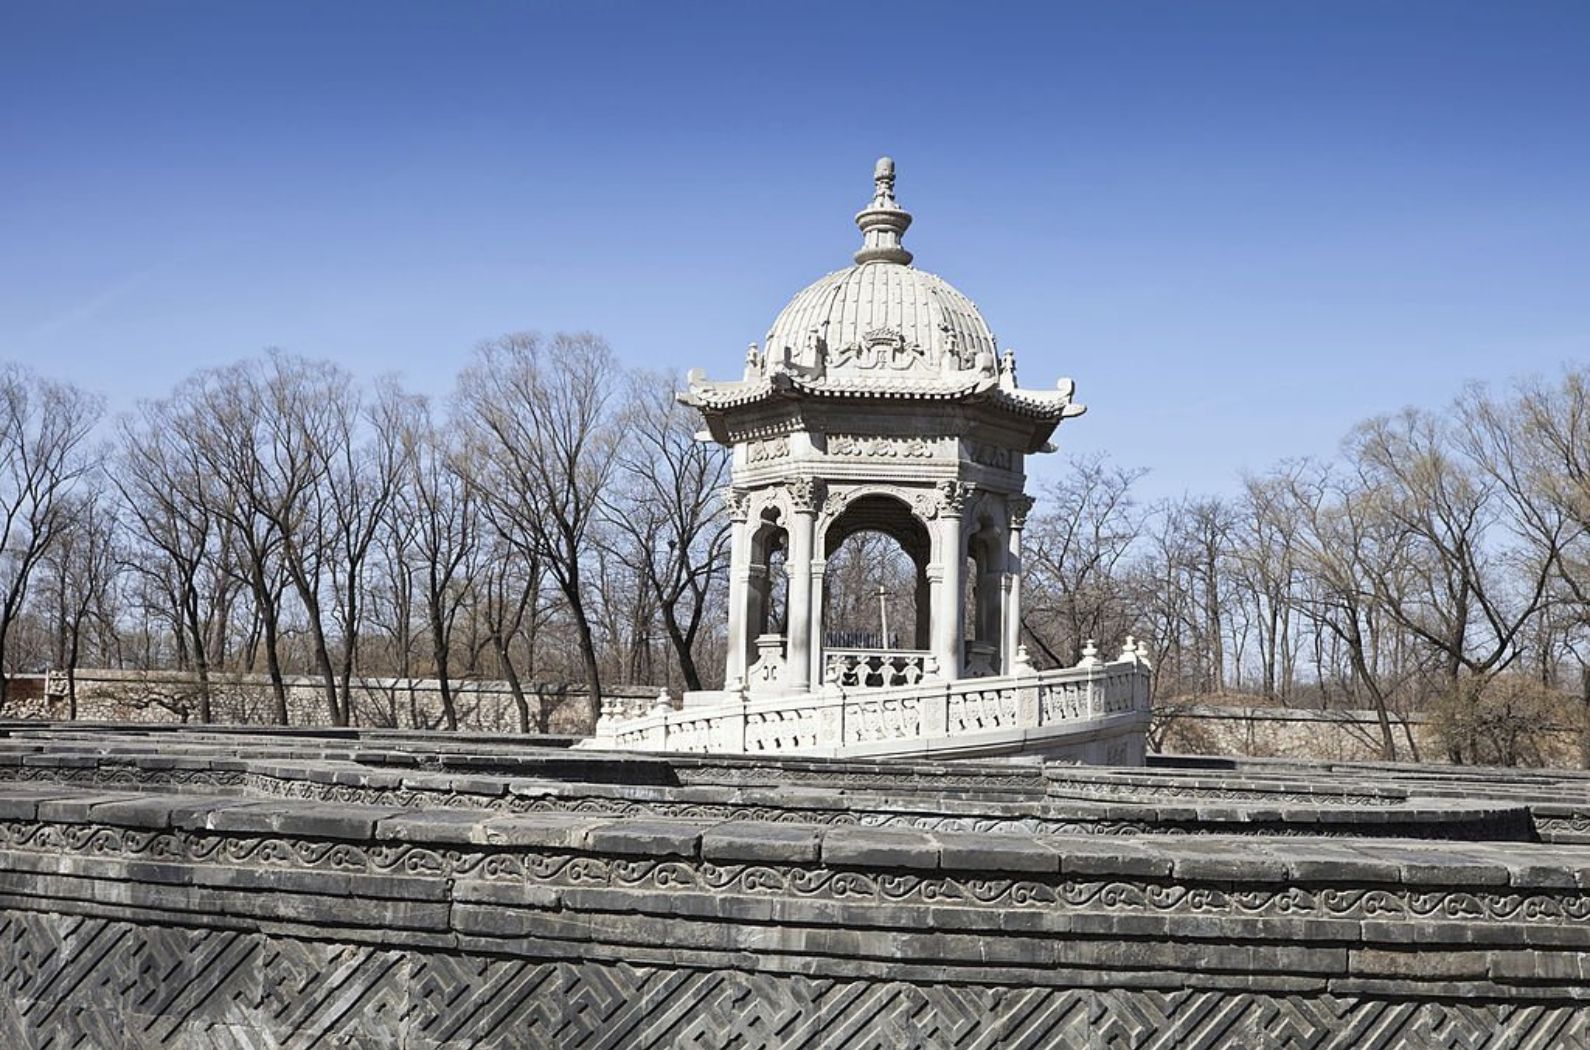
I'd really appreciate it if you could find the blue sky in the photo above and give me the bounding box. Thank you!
[3,2,1586,499]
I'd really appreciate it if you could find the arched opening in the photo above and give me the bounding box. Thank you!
[744,508,789,688]
[821,495,930,687]
[965,510,1006,677]
[825,532,918,649]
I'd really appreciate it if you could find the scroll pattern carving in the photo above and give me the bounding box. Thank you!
[830,327,926,371]
[947,688,1017,733]
[0,819,1584,926]
[846,695,921,744]
[745,436,789,464]
[829,435,935,460]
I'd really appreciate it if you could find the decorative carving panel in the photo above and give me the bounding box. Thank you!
[745,436,790,464]
[828,435,935,460]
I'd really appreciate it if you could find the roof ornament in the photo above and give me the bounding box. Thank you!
[853,157,914,266]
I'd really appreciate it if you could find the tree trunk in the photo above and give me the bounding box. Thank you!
[301,596,342,726]
[182,586,213,723]
[431,606,458,732]
[660,599,704,692]
[496,634,530,734]
[564,584,603,728]
[259,595,288,724]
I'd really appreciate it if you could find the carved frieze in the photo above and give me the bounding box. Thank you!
[830,327,927,371]
[966,442,1016,471]
[745,436,790,464]
[828,435,935,460]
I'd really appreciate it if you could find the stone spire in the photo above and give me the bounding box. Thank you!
[853,156,914,266]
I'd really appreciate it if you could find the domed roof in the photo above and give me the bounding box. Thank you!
[764,264,998,373]
[680,157,1085,448]
[761,158,998,373]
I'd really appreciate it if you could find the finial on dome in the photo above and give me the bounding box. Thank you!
[854,156,913,266]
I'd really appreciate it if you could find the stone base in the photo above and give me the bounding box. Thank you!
[0,909,1583,1048]
[0,724,1589,1047]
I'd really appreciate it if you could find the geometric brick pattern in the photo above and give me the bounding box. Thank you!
[0,910,1584,1049]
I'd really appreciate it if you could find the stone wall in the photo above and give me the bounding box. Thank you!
[2,669,657,734]
[0,725,1588,1046]
[1158,701,1582,766]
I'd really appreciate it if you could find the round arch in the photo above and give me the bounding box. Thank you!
[820,493,932,657]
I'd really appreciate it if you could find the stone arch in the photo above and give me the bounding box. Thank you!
[821,493,932,654]
[965,496,1008,677]
[747,505,789,641]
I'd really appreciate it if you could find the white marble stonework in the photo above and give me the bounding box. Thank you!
[593,159,1147,762]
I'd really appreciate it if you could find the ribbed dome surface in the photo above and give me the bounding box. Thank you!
[764,262,997,368]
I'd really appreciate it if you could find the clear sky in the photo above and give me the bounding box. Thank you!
[3,2,1586,499]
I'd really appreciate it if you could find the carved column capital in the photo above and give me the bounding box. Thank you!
[788,474,824,515]
[723,487,752,523]
[1008,494,1035,530]
[935,479,974,518]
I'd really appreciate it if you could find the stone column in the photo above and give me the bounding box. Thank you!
[914,566,931,650]
[809,558,827,687]
[722,491,753,689]
[1002,495,1033,675]
[785,476,821,693]
[930,481,971,681]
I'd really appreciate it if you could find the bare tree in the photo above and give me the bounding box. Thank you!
[1350,410,1554,761]
[0,368,102,709]
[602,373,730,692]
[396,395,479,730]
[1464,370,1590,764]
[1274,462,1410,760]
[1022,455,1147,667]
[251,352,352,725]
[42,485,121,718]
[175,363,294,722]
[117,396,228,722]
[1233,468,1305,701]
[459,333,623,725]
[325,378,407,719]
[478,528,547,732]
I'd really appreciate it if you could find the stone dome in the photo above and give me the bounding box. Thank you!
[761,158,998,372]
[680,157,1084,444]
[763,264,998,370]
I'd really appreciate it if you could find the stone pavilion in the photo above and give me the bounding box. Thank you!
[681,157,1085,699]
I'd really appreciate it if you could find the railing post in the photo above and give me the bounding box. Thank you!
[920,680,948,738]
[1076,640,1103,718]
[817,680,843,749]
[651,688,672,749]
[1133,637,1154,714]
[1014,647,1039,728]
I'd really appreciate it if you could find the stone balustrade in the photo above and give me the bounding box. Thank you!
[821,648,931,688]
[590,646,1152,761]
